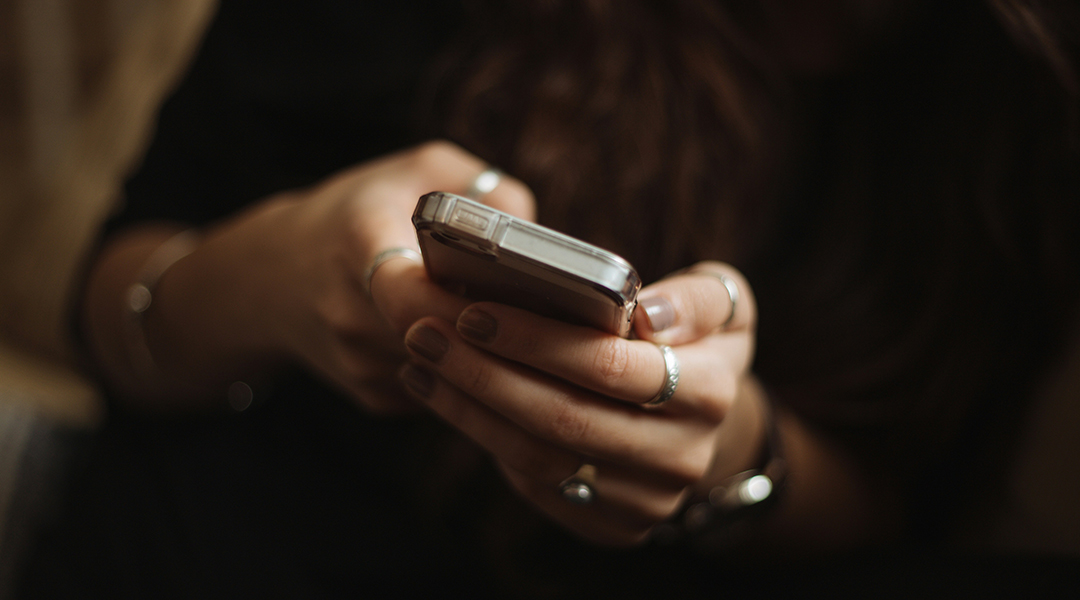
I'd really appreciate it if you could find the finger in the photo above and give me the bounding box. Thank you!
[398,362,688,539]
[401,362,690,523]
[474,175,536,221]
[353,141,536,264]
[403,318,717,481]
[633,261,756,346]
[529,459,691,527]
[499,463,671,547]
[307,338,420,415]
[397,362,582,484]
[400,141,537,221]
[455,303,750,414]
[456,302,663,404]
[370,259,472,333]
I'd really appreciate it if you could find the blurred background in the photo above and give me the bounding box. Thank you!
[2,1,1078,596]
[0,0,214,595]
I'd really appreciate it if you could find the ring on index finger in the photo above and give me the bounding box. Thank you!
[464,167,502,200]
[644,344,680,408]
[363,247,422,296]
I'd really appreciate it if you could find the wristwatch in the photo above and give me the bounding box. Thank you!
[652,398,787,549]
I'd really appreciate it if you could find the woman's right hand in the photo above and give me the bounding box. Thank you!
[87,141,534,413]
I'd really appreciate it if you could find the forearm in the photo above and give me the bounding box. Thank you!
[81,198,295,411]
[81,142,532,415]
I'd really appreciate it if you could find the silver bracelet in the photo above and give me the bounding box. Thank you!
[124,229,200,386]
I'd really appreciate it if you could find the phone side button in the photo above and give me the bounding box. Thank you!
[449,206,495,236]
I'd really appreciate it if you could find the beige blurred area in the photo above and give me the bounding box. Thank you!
[0,0,215,593]
[0,0,216,424]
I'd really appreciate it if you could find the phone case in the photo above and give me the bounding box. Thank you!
[413,192,641,337]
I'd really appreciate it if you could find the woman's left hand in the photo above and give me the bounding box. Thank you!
[399,261,764,546]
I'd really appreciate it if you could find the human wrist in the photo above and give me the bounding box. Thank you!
[149,204,296,375]
[684,389,787,540]
[121,201,298,408]
[696,374,773,495]
[124,228,201,389]
[652,375,787,548]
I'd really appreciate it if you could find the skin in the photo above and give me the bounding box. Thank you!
[83,140,897,550]
[398,264,761,545]
[84,141,533,411]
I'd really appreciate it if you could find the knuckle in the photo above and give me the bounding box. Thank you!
[591,337,632,388]
[543,392,591,446]
[658,492,690,521]
[699,397,729,424]
[340,204,368,245]
[665,444,713,486]
[638,493,688,524]
[410,140,458,169]
[717,372,739,402]
[700,373,737,422]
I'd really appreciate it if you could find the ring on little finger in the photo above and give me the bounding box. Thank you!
[643,344,680,409]
[559,463,597,505]
[464,167,502,200]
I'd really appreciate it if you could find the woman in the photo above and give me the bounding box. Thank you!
[25,0,1080,596]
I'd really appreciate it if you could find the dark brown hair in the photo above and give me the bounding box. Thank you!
[428,0,792,280]
[427,0,1080,538]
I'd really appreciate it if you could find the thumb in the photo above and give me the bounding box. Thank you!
[632,262,755,345]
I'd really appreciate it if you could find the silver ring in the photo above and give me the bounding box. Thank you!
[363,247,422,296]
[558,463,597,505]
[691,271,739,329]
[644,344,680,408]
[464,168,502,199]
[716,273,740,329]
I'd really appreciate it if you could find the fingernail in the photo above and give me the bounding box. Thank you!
[399,364,435,399]
[458,309,497,343]
[405,325,450,364]
[639,296,675,332]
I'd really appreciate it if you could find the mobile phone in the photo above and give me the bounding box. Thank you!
[412,191,641,337]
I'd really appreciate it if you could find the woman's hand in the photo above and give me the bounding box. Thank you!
[231,141,534,413]
[85,141,534,413]
[398,261,765,545]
